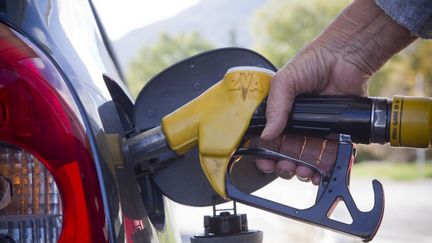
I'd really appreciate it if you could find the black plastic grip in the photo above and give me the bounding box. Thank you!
[246,95,374,144]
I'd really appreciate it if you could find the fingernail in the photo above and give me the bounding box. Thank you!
[259,164,274,173]
[262,167,274,174]
[297,175,311,182]
[280,171,294,179]
[261,127,270,140]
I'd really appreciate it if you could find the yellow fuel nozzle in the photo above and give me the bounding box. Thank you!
[161,66,274,198]
[158,64,432,197]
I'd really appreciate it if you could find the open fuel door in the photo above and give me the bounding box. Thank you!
[130,48,278,206]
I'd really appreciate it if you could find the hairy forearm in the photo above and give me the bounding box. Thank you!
[314,0,417,75]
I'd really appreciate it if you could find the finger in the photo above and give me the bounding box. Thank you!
[261,69,297,141]
[256,136,282,173]
[311,139,338,185]
[296,137,326,181]
[256,159,276,174]
[311,173,321,186]
[276,161,296,179]
[276,134,304,179]
[318,139,338,173]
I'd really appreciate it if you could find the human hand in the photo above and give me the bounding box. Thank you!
[257,44,369,185]
[257,0,416,184]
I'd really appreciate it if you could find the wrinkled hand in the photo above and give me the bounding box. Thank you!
[257,44,370,185]
[257,0,416,184]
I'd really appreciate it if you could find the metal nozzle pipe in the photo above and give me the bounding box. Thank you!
[123,126,172,166]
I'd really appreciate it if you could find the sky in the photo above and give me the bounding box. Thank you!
[92,0,199,40]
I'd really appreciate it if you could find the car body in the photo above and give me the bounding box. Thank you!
[0,0,176,242]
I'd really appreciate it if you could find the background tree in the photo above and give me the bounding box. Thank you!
[379,41,432,97]
[251,0,432,96]
[127,32,214,97]
[251,0,349,68]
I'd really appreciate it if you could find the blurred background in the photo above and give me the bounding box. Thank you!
[94,0,432,242]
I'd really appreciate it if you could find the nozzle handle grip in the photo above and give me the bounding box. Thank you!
[247,95,382,144]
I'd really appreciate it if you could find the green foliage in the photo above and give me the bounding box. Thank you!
[126,32,214,97]
[251,0,349,68]
[374,40,432,97]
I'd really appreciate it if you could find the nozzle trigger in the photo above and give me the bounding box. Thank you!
[226,139,384,242]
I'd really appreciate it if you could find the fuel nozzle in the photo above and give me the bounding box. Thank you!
[248,95,432,148]
[121,65,392,242]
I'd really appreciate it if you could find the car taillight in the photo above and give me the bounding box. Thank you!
[0,145,61,242]
[0,23,107,242]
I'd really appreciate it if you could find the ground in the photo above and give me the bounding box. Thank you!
[174,178,432,243]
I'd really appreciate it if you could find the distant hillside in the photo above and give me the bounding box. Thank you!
[113,0,267,70]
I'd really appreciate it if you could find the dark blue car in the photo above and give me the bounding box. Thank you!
[0,1,176,242]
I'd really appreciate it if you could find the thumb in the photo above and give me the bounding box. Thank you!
[261,69,297,141]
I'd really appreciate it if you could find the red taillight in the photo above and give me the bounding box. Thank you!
[0,23,107,242]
